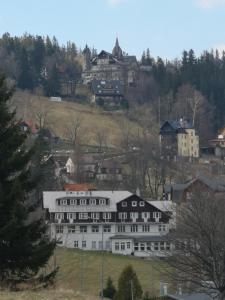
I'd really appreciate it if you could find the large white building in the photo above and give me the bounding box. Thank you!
[43,190,172,257]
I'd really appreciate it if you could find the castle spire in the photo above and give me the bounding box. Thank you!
[112,37,123,59]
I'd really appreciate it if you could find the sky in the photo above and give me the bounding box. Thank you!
[1,0,225,60]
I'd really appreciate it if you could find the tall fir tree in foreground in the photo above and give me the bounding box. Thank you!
[114,265,143,300]
[0,75,55,285]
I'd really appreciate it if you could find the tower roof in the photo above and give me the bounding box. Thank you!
[112,38,123,59]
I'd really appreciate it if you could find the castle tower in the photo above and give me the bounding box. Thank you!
[83,44,91,70]
[112,38,123,60]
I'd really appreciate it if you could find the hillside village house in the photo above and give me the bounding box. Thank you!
[164,174,225,203]
[209,126,225,158]
[82,38,139,87]
[43,191,171,257]
[159,119,199,159]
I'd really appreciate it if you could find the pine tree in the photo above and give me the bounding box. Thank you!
[0,75,55,284]
[114,265,143,300]
[103,276,116,299]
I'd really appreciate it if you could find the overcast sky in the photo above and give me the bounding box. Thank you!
[1,0,225,59]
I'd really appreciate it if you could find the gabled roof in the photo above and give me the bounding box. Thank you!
[160,120,193,135]
[165,174,225,202]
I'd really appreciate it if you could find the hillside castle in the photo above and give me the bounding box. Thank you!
[82,38,139,87]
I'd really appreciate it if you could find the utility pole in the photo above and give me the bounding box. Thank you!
[130,279,134,300]
[100,224,104,300]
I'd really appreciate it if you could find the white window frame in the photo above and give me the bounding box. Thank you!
[91,212,99,220]
[70,199,76,205]
[55,213,64,220]
[99,199,106,205]
[56,225,63,234]
[131,224,138,232]
[153,212,162,219]
[92,225,99,233]
[103,225,111,233]
[74,241,79,248]
[80,199,86,206]
[103,212,111,220]
[115,242,119,251]
[67,213,76,220]
[60,199,67,205]
[117,225,126,233]
[142,224,150,232]
[68,225,76,233]
[80,225,87,233]
[120,242,125,251]
[82,240,86,248]
[140,201,145,207]
[118,212,127,220]
[90,199,96,205]
[122,201,127,207]
[79,212,88,220]
[132,201,137,207]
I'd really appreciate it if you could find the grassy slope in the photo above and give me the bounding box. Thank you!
[11,90,140,147]
[0,248,167,300]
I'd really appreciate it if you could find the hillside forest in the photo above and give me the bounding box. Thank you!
[0,33,225,144]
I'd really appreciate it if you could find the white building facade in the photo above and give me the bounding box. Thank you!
[43,191,171,257]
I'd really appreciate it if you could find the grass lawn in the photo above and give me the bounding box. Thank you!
[0,248,168,299]
[11,90,141,147]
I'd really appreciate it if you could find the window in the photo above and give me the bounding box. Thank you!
[127,242,131,249]
[99,241,103,250]
[79,212,88,220]
[68,225,76,233]
[74,241,79,248]
[115,242,119,251]
[146,242,151,251]
[91,212,99,220]
[166,242,170,251]
[99,199,106,205]
[80,199,86,205]
[92,225,99,233]
[103,212,111,220]
[82,240,86,248]
[104,225,111,233]
[140,243,145,251]
[90,199,96,205]
[80,226,87,233]
[130,212,138,219]
[55,213,64,220]
[70,199,76,205]
[142,212,150,219]
[92,241,96,249]
[131,225,138,232]
[154,242,159,251]
[105,241,111,250]
[118,225,126,233]
[122,201,127,207]
[60,199,67,205]
[67,213,76,220]
[153,212,162,219]
[121,242,125,251]
[118,212,127,220]
[160,242,165,251]
[132,201,137,207]
[134,243,139,251]
[142,225,150,232]
[56,225,63,234]
[159,224,166,232]
[140,201,145,207]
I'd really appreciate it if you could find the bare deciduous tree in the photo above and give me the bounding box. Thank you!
[168,190,225,300]
[65,116,81,146]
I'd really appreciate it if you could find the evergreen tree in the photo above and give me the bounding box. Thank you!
[0,75,55,284]
[103,276,116,299]
[17,47,33,90]
[114,265,143,300]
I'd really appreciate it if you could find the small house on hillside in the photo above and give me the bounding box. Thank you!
[209,126,225,158]
[164,174,225,203]
[91,79,124,109]
[160,119,199,159]
[96,159,123,182]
